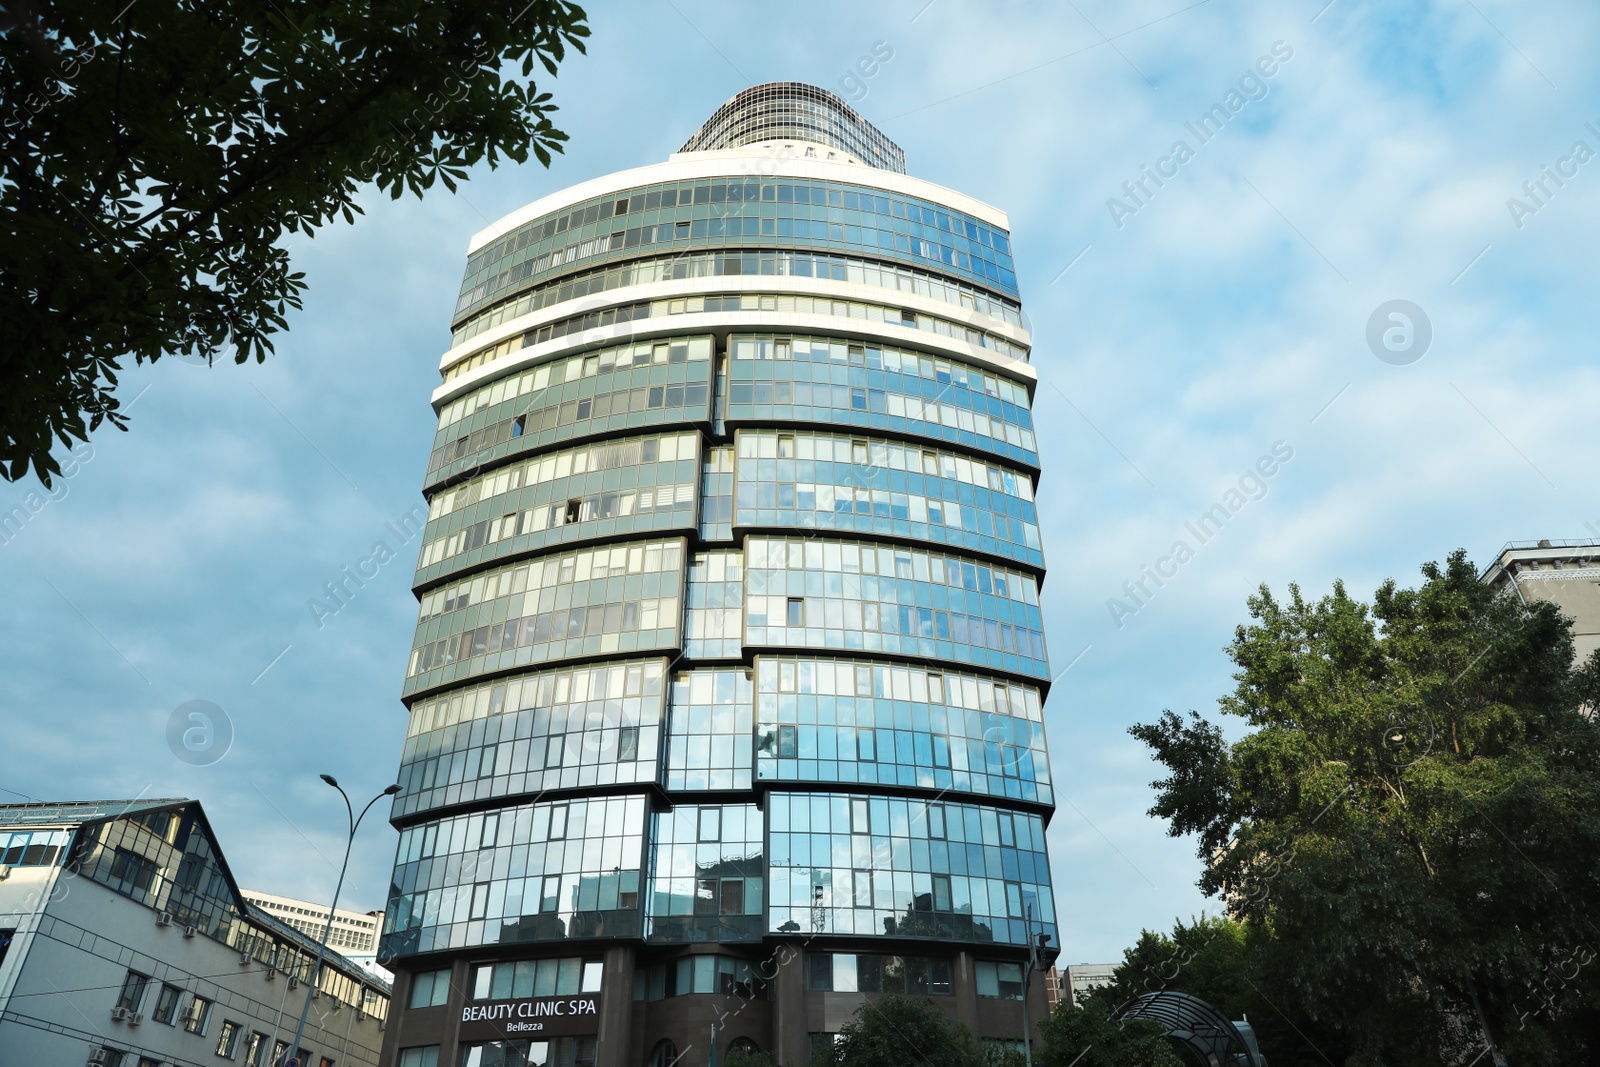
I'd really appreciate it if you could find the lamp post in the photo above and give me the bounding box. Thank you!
[283,775,399,1067]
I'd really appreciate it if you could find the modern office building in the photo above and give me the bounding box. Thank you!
[378,83,1057,1067]
[1482,539,1600,663]
[0,798,390,1067]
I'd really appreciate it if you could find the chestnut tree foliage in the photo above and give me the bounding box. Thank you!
[1,0,588,483]
[1132,550,1600,1065]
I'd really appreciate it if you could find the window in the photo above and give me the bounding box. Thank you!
[153,983,181,1024]
[786,598,804,626]
[618,726,639,761]
[397,1050,439,1067]
[472,957,602,1000]
[808,953,834,991]
[116,971,149,1012]
[98,1050,124,1067]
[320,1059,335,1067]
[511,415,525,438]
[698,808,721,842]
[409,969,451,1009]
[216,1020,242,1058]
[138,1058,160,1067]
[807,954,954,995]
[184,994,211,1035]
[647,1040,678,1067]
[777,434,795,457]
[975,961,1025,1000]
[245,1032,269,1067]
[271,1040,289,1067]
[563,498,581,524]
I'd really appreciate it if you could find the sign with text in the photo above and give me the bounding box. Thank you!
[459,995,600,1040]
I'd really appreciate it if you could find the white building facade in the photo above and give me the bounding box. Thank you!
[0,799,390,1067]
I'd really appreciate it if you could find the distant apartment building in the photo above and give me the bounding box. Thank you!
[242,891,383,955]
[241,890,393,985]
[0,798,390,1067]
[1051,963,1118,1010]
[1481,539,1600,663]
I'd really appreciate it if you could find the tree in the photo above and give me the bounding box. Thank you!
[723,1048,775,1067]
[1033,994,1183,1067]
[1096,914,1352,1067]
[1132,550,1600,1066]
[830,994,985,1067]
[1,0,589,483]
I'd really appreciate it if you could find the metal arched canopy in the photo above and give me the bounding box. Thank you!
[1109,990,1266,1067]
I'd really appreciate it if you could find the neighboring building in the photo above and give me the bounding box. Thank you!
[1482,539,1600,663]
[241,892,383,955]
[0,798,390,1067]
[242,891,391,983]
[378,83,1055,1067]
[1056,963,1118,1009]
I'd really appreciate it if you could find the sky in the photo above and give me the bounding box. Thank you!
[4,0,1599,969]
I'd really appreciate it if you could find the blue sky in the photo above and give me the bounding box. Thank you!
[4,0,1599,967]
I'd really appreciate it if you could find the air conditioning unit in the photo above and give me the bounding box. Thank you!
[0,863,12,880]
[155,912,173,927]
[128,1013,144,1026]
[288,976,300,991]
[110,1007,128,1022]
[87,1049,109,1066]
[266,966,277,980]
[182,925,197,938]
[239,950,253,965]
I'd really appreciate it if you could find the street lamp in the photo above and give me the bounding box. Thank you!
[283,775,399,1067]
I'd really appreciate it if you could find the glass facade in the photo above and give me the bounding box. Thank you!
[456,176,1017,323]
[743,535,1049,680]
[429,337,712,485]
[766,792,1056,948]
[680,82,907,173]
[415,432,700,582]
[754,658,1052,804]
[382,83,1056,1066]
[449,249,1022,350]
[394,660,667,820]
[727,335,1037,468]
[385,795,647,955]
[734,429,1043,570]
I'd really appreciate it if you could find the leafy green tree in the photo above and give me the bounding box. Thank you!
[1132,550,1600,1066]
[830,994,985,1067]
[723,1047,775,1067]
[1034,994,1183,1067]
[1097,914,1353,1067]
[1,0,588,483]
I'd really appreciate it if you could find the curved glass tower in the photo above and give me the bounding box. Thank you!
[379,83,1055,1067]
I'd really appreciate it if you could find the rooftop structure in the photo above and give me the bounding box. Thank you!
[679,81,907,173]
